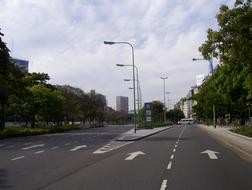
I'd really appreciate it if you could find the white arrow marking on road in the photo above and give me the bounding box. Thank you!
[22,144,44,150]
[201,150,219,159]
[125,151,145,160]
[70,145,87,151]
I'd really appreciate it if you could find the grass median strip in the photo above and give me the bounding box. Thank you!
[0,125,82,139]
[230,126,252,138]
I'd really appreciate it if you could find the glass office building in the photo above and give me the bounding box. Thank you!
[13,58,29,73]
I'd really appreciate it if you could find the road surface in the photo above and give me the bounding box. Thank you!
[0,124,251,190]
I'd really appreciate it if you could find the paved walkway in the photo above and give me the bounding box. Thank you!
[116,126,173,141]
[198,124,252,162]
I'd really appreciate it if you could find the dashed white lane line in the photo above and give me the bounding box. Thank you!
[176,141,179,144]
[22,144,44,150]
[51,146,59,150]
[70,145,87,151]
[11,156,25,161]
[175,144,178,148]
[173,148,176,152]
[64,143,70,146]
[0,144,5,147]
[178,125,187,139]
[35,150,44,154]
[167,161,172,170]
[170,154,174,160]
[160,179,168,190]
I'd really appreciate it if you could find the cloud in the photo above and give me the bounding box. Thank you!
[0,0,234,109]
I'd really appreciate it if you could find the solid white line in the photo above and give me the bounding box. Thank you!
[35,150,44,154]
[11,156,24,161]
[167,161,172,170]
[170,154,174,160]
[173,148,176,152]
[22,144,44,150]
[160,179,168,190]
[51,146,59,150]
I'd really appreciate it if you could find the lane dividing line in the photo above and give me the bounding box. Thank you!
[64,143,70,146]
[178,125,187,140]
[170,154,174,160]
[70,145,87,151]
[175,144,178,148]
[167,161,172,170]
[173,148,176,152]
[176,141,179,144]
[35,150,44,154]
[11,156,24,161]
[51,146,59,150]
[160,179,168,190]
[0,144,5,147]
[22,144,44,150]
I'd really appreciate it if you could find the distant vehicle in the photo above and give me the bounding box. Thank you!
[178,118,195,125]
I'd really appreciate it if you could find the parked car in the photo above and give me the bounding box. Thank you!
[178,118,195,125]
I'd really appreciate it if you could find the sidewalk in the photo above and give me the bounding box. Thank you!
[198,124,252,162]
[116,126,173,141]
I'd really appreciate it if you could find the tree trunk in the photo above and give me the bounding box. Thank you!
[0,103,5,130]
[31,114,35,128]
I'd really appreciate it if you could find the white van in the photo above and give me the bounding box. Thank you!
[178,118,195,125]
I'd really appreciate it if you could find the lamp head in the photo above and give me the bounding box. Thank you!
[104,41,115,45]
[116,64,125,67]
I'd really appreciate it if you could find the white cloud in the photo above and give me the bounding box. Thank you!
[0,0,234,109]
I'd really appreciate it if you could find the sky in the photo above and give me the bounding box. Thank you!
[0,0,234,110]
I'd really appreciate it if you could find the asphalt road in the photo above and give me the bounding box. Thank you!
[0,124,251,190]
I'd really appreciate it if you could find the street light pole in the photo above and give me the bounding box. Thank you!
[104,41,137,133]
[161,77,168,123]
[192,57,216,128]
[117,64,141,126]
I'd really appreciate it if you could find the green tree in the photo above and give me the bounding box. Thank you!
[167,108,185,123]
[152,101,164,123]
[195,0,252,124]
[0,29,26,129]
[27,84,64,128]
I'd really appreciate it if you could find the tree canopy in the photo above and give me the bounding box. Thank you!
[194,0,252,125]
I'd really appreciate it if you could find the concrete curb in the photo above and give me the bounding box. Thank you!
[116,126,174,141]
[198,125,252,162]
[228,131,252,141]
